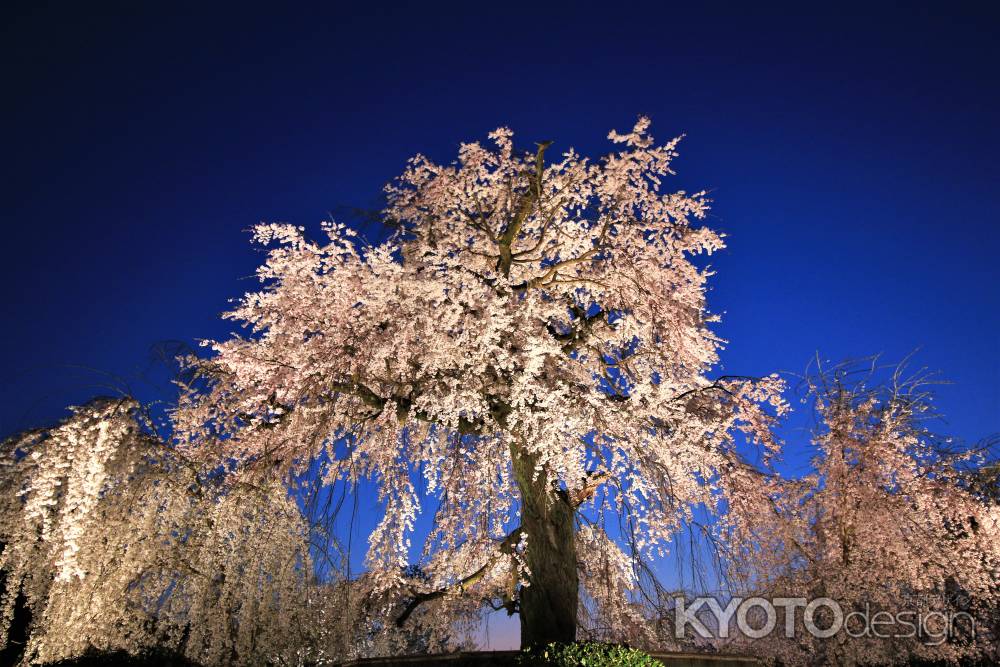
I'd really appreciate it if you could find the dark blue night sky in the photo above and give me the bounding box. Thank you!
[3,3,997,472]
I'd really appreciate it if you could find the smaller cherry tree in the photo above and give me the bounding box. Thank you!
[0,398,446,666]
[736,362,1000,666]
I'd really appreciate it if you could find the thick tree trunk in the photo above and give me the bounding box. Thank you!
[511,446,579,648]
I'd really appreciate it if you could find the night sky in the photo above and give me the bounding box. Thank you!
[3,1,999,646]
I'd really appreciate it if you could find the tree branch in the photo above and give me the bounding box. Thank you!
[396,527,523,626]
[497,141,552,277]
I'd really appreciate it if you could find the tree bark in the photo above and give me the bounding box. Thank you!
[511,446,578,648]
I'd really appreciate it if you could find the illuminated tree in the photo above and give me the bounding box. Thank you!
[173,118,787,647]
[0,398,427,666]
[737,363,1000,665]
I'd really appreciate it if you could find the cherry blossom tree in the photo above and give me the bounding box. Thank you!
[734,362,1000,665]
[0,398,459,665]
[173,118,788,647]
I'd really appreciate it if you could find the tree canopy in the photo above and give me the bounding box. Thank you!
[172,118,787,646]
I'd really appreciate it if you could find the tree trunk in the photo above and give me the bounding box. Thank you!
[511,446,579,648]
